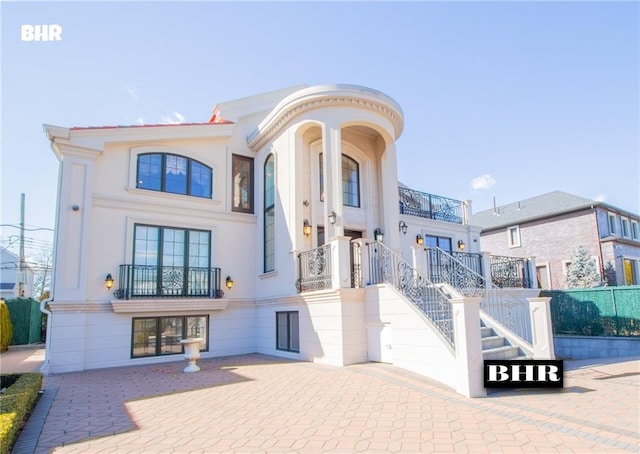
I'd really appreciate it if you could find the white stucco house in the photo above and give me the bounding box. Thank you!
[44,84,554,397]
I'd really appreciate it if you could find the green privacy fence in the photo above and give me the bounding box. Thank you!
[4,298,42,345]
[541,287,640,337]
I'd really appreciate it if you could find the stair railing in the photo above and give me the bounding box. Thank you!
[425,247,533,345]
[368,241,455,347]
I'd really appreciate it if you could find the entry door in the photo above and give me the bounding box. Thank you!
[317,227,362,246]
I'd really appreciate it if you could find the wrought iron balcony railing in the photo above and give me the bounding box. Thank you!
[296,245,332,292]
[398,187,464,224]
[114,264,223,299]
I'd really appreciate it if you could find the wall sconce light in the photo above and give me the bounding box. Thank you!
[226,276,234,290]
[457,240,466,251]
[416,234,424,245]
[328,211,337,225]
[399,220,408,235]
[303,219,312,237]
[374,228,384,242]
[105,273,114,290]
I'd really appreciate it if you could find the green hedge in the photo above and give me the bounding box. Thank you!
[0,372,43,454]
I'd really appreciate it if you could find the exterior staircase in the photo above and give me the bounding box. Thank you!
[480,321,528,360]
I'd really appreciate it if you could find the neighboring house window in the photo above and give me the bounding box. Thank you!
[264,155,275,272]
[507,226,521,248]
[623,259,638,285]
[132,315,208,358]
[133,225,211,297]
[319,153,361,207]
[621,218,630,238]
[232,154,254,213]
[632,221,639,240]
[424,235,452,253]
[276,311,299,352]
[536,264,551,290]
[137,153,212,198]
[608,214,617,236]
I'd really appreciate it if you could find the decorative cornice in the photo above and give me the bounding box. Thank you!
[247,85,404,151]
[111,298,229,313]
[49,301,112,313]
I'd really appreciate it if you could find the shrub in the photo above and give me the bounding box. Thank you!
[0,373,43,454]
[0,302,12,352]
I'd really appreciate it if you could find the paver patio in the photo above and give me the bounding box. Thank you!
[5,351,640,453]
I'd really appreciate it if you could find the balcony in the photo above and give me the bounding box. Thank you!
[399,187,465,224]
[114,265,223,300]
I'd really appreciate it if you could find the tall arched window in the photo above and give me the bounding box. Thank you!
[264,155,275,272]
[319,153,360,208]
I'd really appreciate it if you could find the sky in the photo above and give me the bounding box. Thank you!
[1,0,639,261]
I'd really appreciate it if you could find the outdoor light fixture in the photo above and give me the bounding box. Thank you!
[225,276,234,290]
[303,219,312,237]
[328,211,337,225]
[105,273,114,290]
[457,240,466,251]
[416,234,424,245]
[399,220,408,235]
[374,228,384,242]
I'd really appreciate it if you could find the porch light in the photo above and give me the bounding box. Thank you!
[399,220,408,235]
[416,235,424,245]
[225,276,234,290]
[303,219,312,237]
[374,228,384,242]
[457,240,465,251]
[105,273,114,290]
[328,211,337,225]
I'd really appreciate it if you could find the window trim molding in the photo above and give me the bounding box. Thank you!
[129,146,215,199]
[231,154,255,214]
[507,225,521,248]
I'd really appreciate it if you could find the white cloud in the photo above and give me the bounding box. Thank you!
[470,174,496,191]
[125,86,139,102]
[135,117,145,125]
[594,193,607,202]
[159,112,186,124]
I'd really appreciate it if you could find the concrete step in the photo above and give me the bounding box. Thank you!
[481,335,505,350]
[480,326,494,338]
[482,345,521,360]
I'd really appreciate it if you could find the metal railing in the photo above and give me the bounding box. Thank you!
[424,247,533,344]
[351,241,362,288]
[114,265,223,299]
[398,187,464,224]
[296,244,332,292]
[425,247,487,297]
[369,241,455,347]
[490,255,533,288]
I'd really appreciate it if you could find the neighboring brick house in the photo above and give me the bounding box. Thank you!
[471,191,640,289]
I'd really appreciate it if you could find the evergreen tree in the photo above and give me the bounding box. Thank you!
[565,245,601,288]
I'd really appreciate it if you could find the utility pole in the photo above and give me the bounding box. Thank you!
[19,193,26,297]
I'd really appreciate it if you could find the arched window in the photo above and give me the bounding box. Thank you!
[264,155,275,272]
[137,153,212,198]
[319,153,360,208]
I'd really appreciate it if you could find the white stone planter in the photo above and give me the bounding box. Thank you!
[180,338,203,373]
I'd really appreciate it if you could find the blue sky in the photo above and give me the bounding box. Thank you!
[1,1,639,257]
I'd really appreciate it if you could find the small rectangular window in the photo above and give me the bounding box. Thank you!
[132,315,209,358]
[276,311,299,353]
[508,226,521,248]
[232,155,254,213]
[621,218,630,238]
[631,221,639,240]
[608,214,617,235]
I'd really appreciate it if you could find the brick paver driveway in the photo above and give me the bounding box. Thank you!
[20,354,640,453]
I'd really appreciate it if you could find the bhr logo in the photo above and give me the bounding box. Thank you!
[484,360,564,388]
[21,24,62,42]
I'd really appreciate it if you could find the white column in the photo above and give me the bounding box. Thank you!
[527,297,556,359]
[412,244,427,276]
[322,123,343,238]
[380,142,401,251]
[330,236,352,290]
[480,252,492,289]
[451,296,486,398]
[527,256,538,289]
